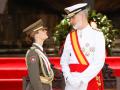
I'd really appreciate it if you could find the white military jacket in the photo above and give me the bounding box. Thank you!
[60,25,105,85]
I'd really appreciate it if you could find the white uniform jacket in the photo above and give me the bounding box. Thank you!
[60,25,105,90]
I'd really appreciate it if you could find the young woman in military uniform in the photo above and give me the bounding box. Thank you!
[23,19,54,90]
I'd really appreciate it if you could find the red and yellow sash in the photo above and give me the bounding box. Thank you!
[69,30,89,72]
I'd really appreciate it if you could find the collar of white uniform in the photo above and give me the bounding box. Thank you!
[33,43,43,51]
[78,24,91,32]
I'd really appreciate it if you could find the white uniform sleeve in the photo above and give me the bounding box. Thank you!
[79,32,106,84]
[60,34,71,79]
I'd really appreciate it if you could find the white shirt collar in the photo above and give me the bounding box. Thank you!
[33,43,43,51]
[78,25,91,31]
[77,25,92,34]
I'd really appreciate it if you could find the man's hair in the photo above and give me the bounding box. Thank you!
[75,8,89,18]
[82,8,89,17]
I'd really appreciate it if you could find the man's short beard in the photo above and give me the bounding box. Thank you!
[73,22,81,30]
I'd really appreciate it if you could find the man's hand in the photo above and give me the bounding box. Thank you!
[67,74,81,88]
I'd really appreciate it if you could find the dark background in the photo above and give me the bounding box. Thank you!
[0,0,120,56]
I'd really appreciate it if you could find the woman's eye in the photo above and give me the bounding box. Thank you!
[42,29,45,31]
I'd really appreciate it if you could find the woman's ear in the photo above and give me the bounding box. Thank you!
[34,32,38,40]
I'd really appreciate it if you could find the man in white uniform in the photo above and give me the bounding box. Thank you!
[60,3,105,90]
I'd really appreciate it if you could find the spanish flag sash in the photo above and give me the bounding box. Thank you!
[69,30,89,72]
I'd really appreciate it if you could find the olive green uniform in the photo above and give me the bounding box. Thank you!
[23,44,52,90]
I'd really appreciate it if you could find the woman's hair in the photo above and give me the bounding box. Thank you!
[25,30,39,44]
